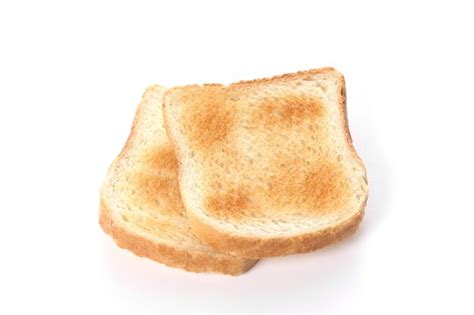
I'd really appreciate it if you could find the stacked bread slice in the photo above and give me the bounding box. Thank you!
[99,68,368,275]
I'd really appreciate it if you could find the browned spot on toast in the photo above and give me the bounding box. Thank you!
[142,144,178,172]
[182,88,234,151]
[302,162,349,210]
[253,94,325,128]
[267,158,350,213]
[205,188,250,220]
[129,146,184,217]
[130,171,184,216]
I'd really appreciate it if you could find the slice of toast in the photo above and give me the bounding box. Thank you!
[163,68,368,259]
[99,85,257,275]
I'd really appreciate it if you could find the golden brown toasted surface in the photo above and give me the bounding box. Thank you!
[177,87,236,151]
[128,145,183,217]
[204,187,250,220]
[142,144,178,172]
[202,158,350,221]
[252,93,325,128]
[265,158,350,213]
[163,68,368,258]
[173,85,350,221]
[129,170,183,217]
[180,89,326,153]
[302,162,349,210]
[169,79,352,220]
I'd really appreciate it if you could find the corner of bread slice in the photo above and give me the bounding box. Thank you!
[99,191,256,275]
[99,85,257,275]
[163,67,368,259]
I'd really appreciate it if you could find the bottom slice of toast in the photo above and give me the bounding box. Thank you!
[99,85,257,275]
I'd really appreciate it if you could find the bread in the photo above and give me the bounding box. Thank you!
[99,85,257,275]
[163,68,368,259]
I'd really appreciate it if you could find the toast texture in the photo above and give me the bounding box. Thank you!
[99,85,257,275]
[163,68,368,258]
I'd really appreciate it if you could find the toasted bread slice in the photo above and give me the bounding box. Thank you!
[163,68,368,259]
[99,86,257,275]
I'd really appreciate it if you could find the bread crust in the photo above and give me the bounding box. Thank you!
[99,199,257,275]
[187,206,365,259]
[164,68,368,259]
[99,85,257,275]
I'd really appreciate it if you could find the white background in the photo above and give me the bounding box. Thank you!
[1,1,473,313]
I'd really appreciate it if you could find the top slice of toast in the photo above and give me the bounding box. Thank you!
[163,68,368,258]
[99,85,257,275]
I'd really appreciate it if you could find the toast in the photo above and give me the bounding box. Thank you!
[99,85,257,275]
[163,68,368,259]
